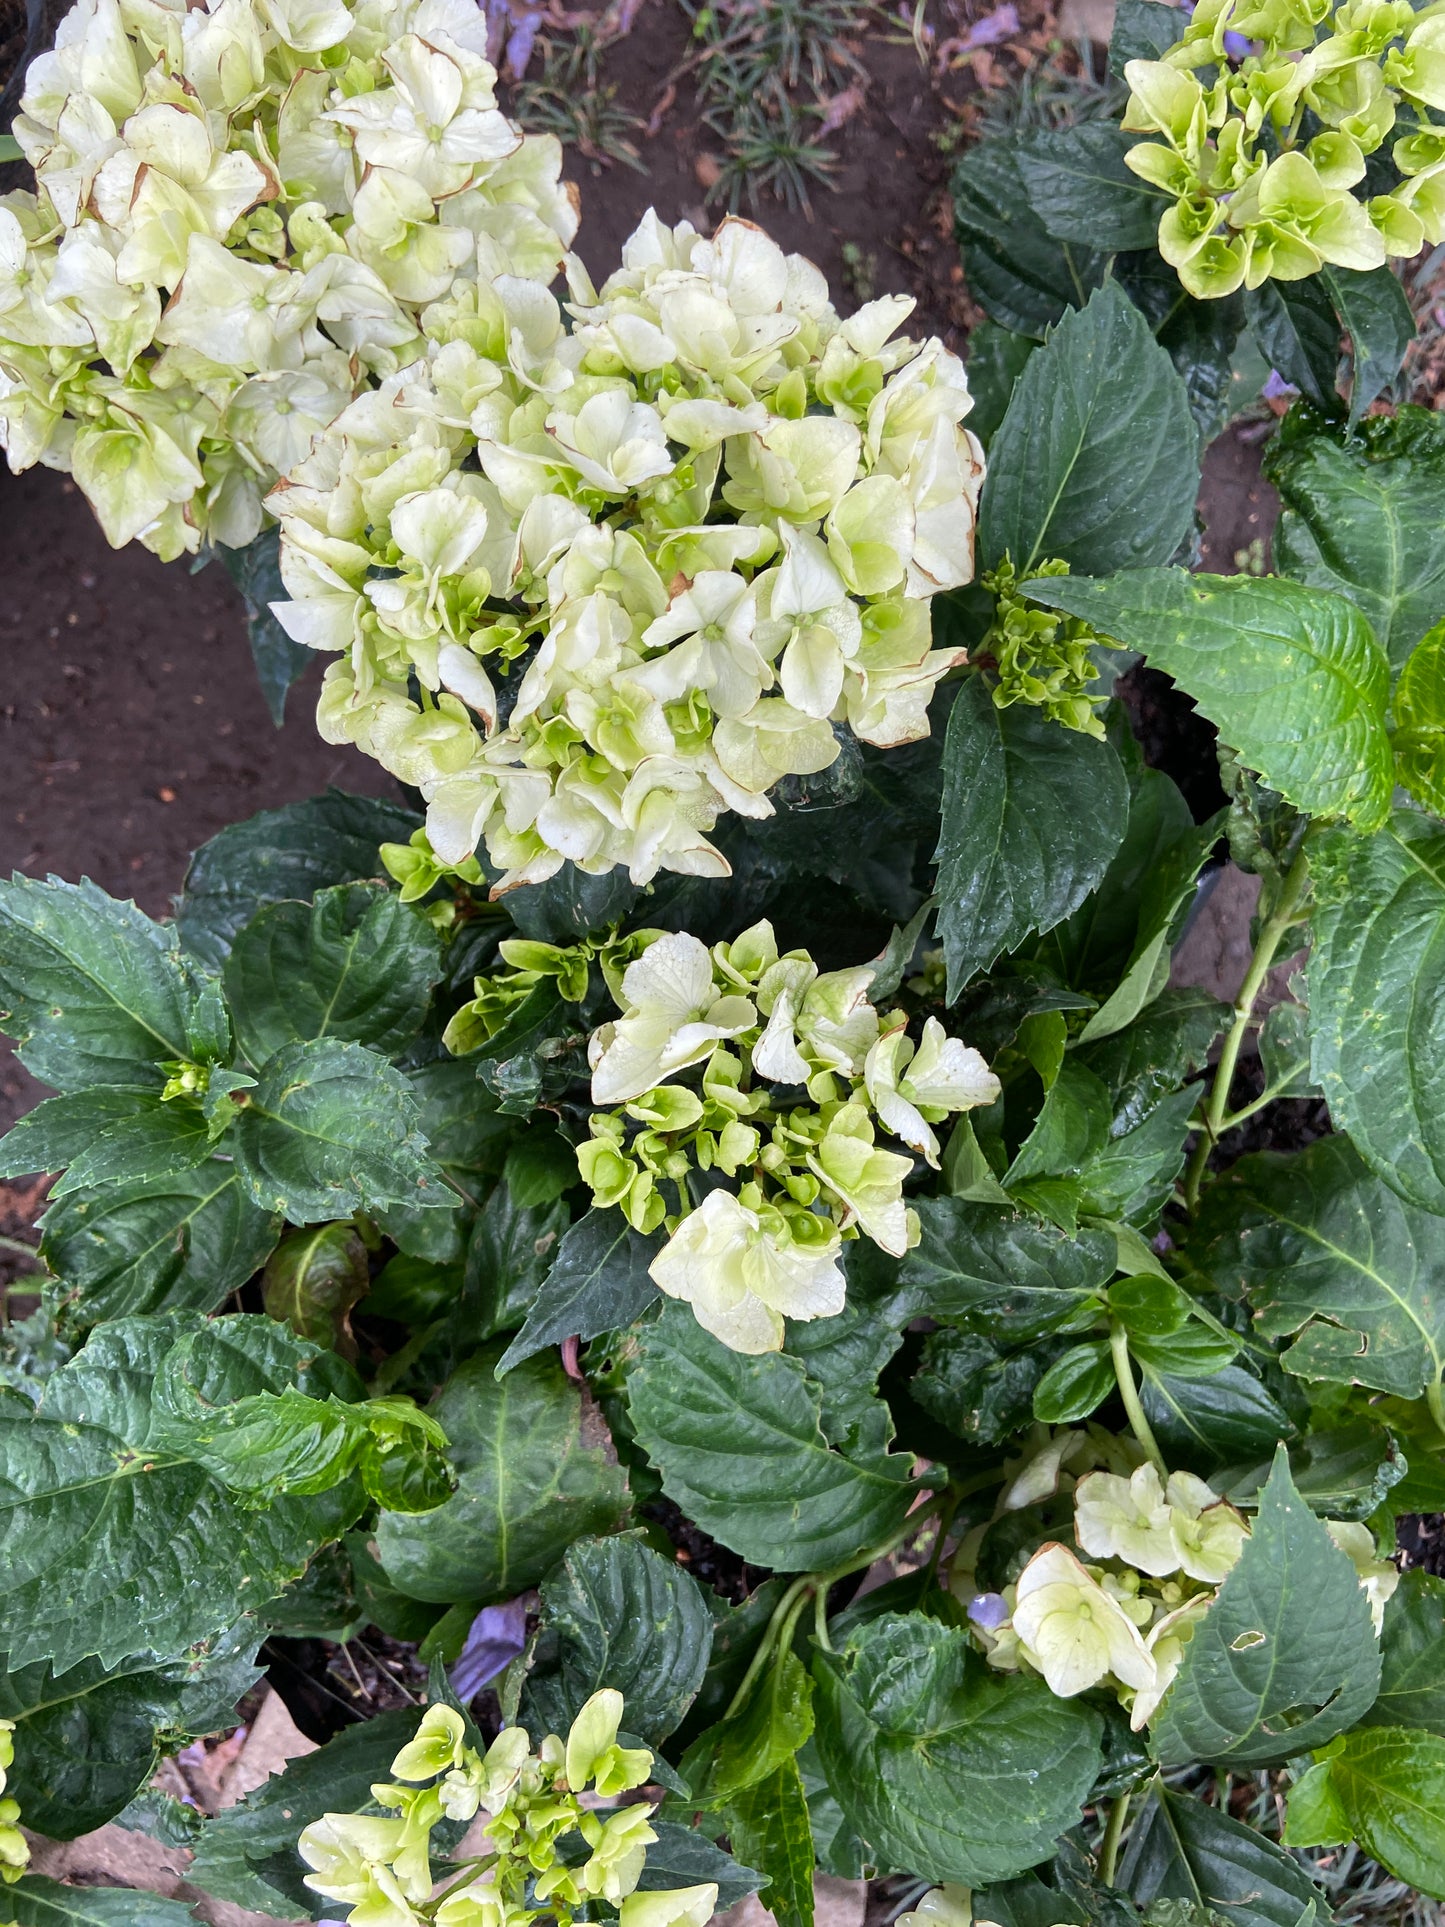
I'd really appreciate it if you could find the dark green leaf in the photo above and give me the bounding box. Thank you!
[902,1201,1115,1341]
[1323,264,1416,424]
[953,136,1110,339]
[0,1627,259,1838]
[935,675,1130,997]
[1245,279,1341,415]
[1015,125,1168,253]
[1190,1135,1445,1400]
[375,1343,629,1605]
[1309,812,1445,1213]
[1072,1086,1198,1228]
[50,1102,213,1198]
[456,1187,569,1351]
[40,1163,279,1324]
[1218,1419,1405,1523]
[0,1089,160,1180]
[1120,1784,1330,1927]
[3,1880,199,1927]
[1365,1569,1445,1736]
[1109,0,1188,68]
[177,790,421,972]
[0,1314,360,1672]
[636,1824,765,1907]
[913,1329,1047,1445]
[1139,1361,1299,1473]
[188,1707,421,1916]
[1284,1726,1445,1900]
[812,1613,1102,1884]
[221,527,312,728]
[519,1533,713,1745]
[981,281,1196,576]
[497,1209,661,1375]
[1267,408,1445,669]
[628,1302,914,1571]
[1151,1447,1381,1767]
[0,876,190,1091]
[232,1036,447,1224]
[1115,253,1245,445]
[722,1756,816,1927]
[223,883,442,1065]
[262,1222,370,1349]
[503,1126,578,1209]
[964,323,1038,449]
[1029,570,1392,830]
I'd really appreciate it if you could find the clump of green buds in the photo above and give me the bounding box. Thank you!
[983,559,1108,741]
[1123,0,1445,297]
[299,1690,717,1927]
[0,1721,28,1886]
[579,920,1000,1354]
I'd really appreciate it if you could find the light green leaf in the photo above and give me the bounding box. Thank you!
[1119,1784,1329,1927]
[0,876,190,1092]
[39,1163,280,1324]
[1151,1447,1381,1767]
[935,674,1130,997]
[1364,1569,1445,1737]
[375,1343,629,1605]
[0,1315,361,1672]
[722,1755,817,1927]
[519,1533,714,1746]
[981,280,1196,576]
[232,1036,448,1224]
[684,1647,814,1808]
[1189,1135,1445,1401]
[812,1613,1102,1885]
[177,789,421,972]
[1309,812,1445,1213]
[1284,1726,1445,1900]
[1268,411,1445,669]
[628,1302,914,1572]
[1393,618,1445,814]
[497,1209,660,1375]
[902,1201,1114,1342]
[1028,571,1392,831]
[0,1627,259,1839]
[223,882,442,1066]
[1031,1341,1113,1423]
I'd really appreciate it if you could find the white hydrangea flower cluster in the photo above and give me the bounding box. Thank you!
[953,1431,1399,1731]
[0,0,575,558]
[578,921,999,1354]
[268,211,985,890]
[299,1692,718,1927]
[0,1721,28,1887]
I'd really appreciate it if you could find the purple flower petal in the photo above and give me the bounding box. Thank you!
[967,1591,1010,1631]
[451,1599,528,1700]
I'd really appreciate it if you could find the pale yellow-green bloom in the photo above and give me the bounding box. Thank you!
[1011,1542,1159,1698]
[649,1187,846,1354]
[1326,1519,1400,1634]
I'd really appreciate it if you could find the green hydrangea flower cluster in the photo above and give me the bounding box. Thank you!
[983,559,1108,741]
[0,1721,28,1887]
[1123,0,1445,297]
[578,920,1000,1354]
[267,212,985,891]
[0,0,575,558]
[953,1430,1397,1731]
[299,1692,718,1927]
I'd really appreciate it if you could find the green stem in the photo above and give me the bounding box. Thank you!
[1181,845,1311,1214]
[1110,1321,1166,1476]
[720,1575,811,1722]
[0,1235,43,1263]
[1429,1379,1445,1444]
[1099,1788,1132,1886]
[813,1580,834,1653]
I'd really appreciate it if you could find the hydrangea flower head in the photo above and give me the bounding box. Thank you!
[0,0,575,556]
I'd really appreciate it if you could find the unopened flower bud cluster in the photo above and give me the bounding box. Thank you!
[299,1691,717,1927]
[954,1429,1397,1730]
[1124,0,1445,298]
[268,211,984,891]
[0,0,575,557]
[983,558,1107,741]
[579,921,999,1354]
[0,1721,28,1887]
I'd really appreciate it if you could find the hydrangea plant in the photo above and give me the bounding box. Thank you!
[3,0,1445,1915]
[0,0,575,555]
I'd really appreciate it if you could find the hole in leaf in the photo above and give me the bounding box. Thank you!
[1230,1629,1267,1651]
